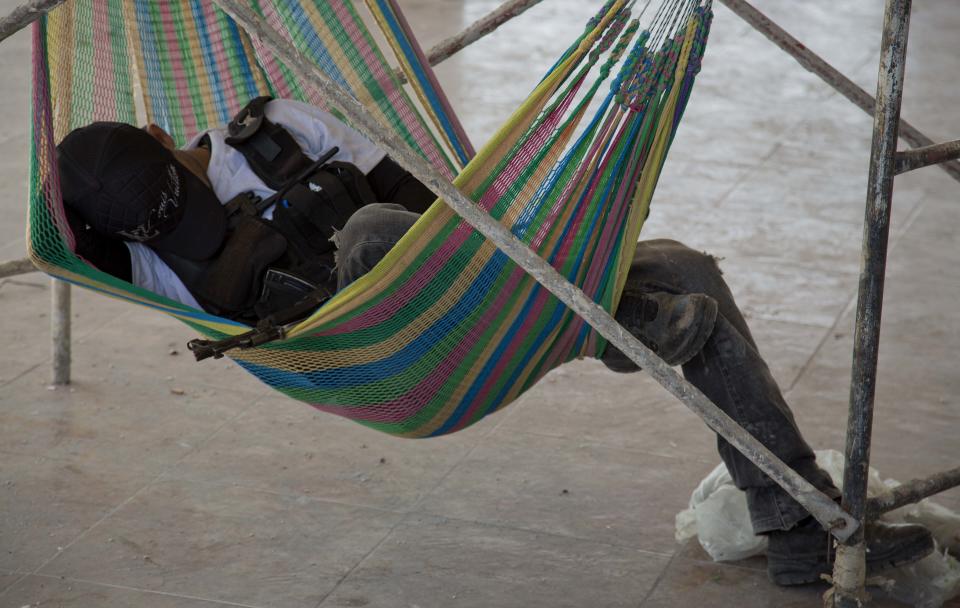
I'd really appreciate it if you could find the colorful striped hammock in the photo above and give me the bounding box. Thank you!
[29,0,713,438]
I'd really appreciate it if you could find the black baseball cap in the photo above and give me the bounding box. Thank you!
[56,122,227,261]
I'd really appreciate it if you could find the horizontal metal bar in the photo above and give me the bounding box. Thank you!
[0,257,36,279]
[392,0,545,85]
[215,0,860,542]
[0,0,65,45]
[717,0,960,185]
[895,139,960,174]
[866,466,960,517]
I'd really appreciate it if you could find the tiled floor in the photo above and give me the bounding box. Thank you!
[1,1,958,606]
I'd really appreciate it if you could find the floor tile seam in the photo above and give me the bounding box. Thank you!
[635,537,683,608]
[0,290,144,385]
[403,418,500,513]
[312,511,410,608]
[146,474,409,517]
[148,395,319,484]
[490,426,720,465]
[709,204,870,229]
[0,274,44,290]
[673,553,767,575]
[741,311,839,330]
[30,471,166,578]
[786,179,933,392]
[0,572,29,600]
[21,572,267,607]
[713,257,860,285]
[0,447,174,480]
[0,374,267,416]
[786,307,854,393]
[709,139,787,211]
[0,360,44,389]
[408,507,678,558]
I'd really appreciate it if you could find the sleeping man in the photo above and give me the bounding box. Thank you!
[57,96,934,586]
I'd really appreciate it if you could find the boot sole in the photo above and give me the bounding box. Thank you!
[768,532,935,586]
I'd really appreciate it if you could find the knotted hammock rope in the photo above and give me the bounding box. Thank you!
[29,0,713,437]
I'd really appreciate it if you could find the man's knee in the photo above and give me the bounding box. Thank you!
[628,239,724,298]
[334,203,418,289]
[636,239,722,277]
[335,203,417,252]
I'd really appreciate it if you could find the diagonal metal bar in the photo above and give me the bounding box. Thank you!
[717,0,960,185]
[214,0,859,541]
[0,257,36,278]
[393,0,546,85]
[0,0,65,44]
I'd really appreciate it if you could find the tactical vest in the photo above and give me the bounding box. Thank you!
[158,96,376,325]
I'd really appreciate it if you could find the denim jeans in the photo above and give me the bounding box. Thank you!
[601,239,841,533]
[335,208,839,534]
[332,203,420,290]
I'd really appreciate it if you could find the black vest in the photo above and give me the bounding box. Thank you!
[159,97,376,325]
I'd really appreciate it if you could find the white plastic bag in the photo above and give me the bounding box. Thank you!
[675,449,960,607]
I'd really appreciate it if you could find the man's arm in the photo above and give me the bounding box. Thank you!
[366,156,436,215]
[65,207,132,281]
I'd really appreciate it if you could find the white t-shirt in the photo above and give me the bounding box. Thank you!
[127,99,386,309]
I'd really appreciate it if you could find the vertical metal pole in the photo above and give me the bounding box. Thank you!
[51,279,70,385]
[833,0,911,605]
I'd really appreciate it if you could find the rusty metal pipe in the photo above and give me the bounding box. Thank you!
[867,466,960,518]
[895,138,960,174]
[833,0,912,605]
[717,0,960,185]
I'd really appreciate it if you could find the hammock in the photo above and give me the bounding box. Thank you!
[28,0,713,438]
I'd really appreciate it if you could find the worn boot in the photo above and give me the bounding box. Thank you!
[767,517,934,586]
[601,291,718,370]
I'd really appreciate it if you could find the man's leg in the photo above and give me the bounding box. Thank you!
[602,239,839,530]
[601,239,932,584]
[332,203,420,290]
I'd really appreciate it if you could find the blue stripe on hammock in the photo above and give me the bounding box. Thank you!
[280,0,352,93]
[372,0,470,166]
[236,247,514,395]
[189,0,231,123]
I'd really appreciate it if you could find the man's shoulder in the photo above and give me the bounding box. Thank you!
[264,98,336,126]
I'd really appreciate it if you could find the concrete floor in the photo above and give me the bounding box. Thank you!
[1,0,958,606]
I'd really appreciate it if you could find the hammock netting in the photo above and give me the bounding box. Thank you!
[29,0,713,437]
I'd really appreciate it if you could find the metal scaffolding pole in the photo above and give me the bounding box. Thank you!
[0,257,35,278]
[51,279,70,385]
[867,466,960,518]
[717,0,960,185]
[393,0,545,85]
[832,0,912,605]
[0,0,65,44]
